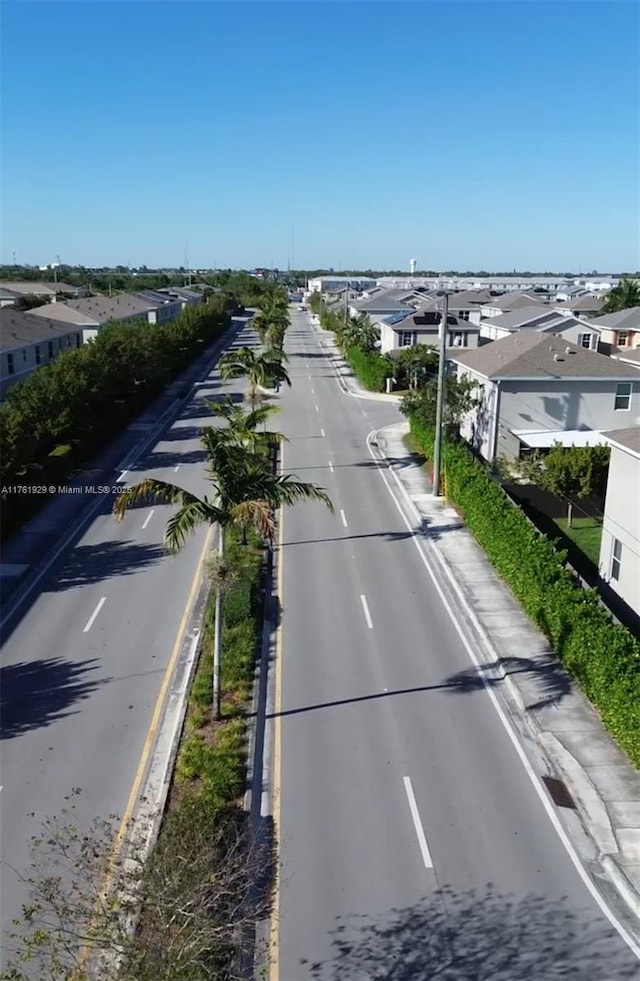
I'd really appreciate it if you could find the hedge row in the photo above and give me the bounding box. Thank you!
[0,301,230,539]
[409,415,640,766]
[343,343,394,392]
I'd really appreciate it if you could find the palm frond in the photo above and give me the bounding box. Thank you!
[163,498,223,552]
[113,478,196,522]
[231,500,275,540]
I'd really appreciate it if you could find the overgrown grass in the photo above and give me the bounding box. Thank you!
[554,516,603,568]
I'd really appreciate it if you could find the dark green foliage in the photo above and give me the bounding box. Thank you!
[344,344,394,392]
[0,304,229,539]
[408,415,640,766]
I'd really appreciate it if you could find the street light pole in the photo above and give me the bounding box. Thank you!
[432,291,448,498]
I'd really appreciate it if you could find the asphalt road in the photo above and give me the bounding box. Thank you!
[0,322,255,950]
[273,311,640,980]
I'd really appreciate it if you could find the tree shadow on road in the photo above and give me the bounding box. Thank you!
[45,540,164,591]
[443,653,572,711]
[305,885,639,980]
[0,657,107,739]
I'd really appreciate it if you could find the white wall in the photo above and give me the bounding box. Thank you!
[599,446,640,615]
[1,331,83,398]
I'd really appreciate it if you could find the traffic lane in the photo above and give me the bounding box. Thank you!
[0,520,207,932]
[318,417,639,960]
[278,502,437,977]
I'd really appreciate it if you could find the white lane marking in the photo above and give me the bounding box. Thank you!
[361,407,369,418]
[403,776,434,869]
[117,470,128,482]
[307,374,312,380]
[340,509,348,528]
[83,596,106,633]
[365,430,640,959]
[173,464,181,472]
[311,388,315,394]
[360,594,373,629]
[315,405,319,413]
[320,428,326,438]
[329,461,334,472]
[141,509,155,530]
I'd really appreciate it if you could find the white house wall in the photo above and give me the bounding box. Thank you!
[599,447,640,616]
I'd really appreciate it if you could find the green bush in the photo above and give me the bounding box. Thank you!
[408,415,640,766]
[344,344,394,392]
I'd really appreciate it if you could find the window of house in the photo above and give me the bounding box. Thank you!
[610,538,622,581]
[23,349,27,361]
[35,345,41,364]
[578,333,593,349]
[450,332,466,347]
[614,382,632,410]
[48,341,54,358]
[399,331,414,347]
[618,331,629,347]
[7,353,14,375]
[76,335,81,348]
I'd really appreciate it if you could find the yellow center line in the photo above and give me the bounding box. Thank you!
[79,522,216,968]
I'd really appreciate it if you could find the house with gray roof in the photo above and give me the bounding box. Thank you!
[555,293,605,317]
[471,292,549,325]
[29,293,175,340]
[477,306,601,351]
[588,307,640,354]
[349,293,415,319]
[379,309,481,356]
[449,332,640,463]
[157,286,203,308]
[598,426,640,619]
[0,308,84,398]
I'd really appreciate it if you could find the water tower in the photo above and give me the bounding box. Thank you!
[409,258,417,275]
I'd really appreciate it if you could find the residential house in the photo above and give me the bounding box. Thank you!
[588,307,640,354]
[157,286,203,308]
[555,293,605,317]
[412,289,495,321]
[134,291,183,323]
[0,281,88,307]
[379,309,481,356]
[471,292,550,325]
[29,293,177,340]
[598,427,640,618]
[478,306,600,350]
[450,332,640,463]
[0,308,83,398]
[349,293,416,320]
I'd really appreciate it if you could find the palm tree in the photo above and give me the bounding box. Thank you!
[343,314,380,353]
[252,290,290,346]
[602,278,640,313]
[206,394,287,453]
[219,346,291,406]
[114,432,333,718]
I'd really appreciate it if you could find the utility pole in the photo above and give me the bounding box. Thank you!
[432,291,448,498]
[343,285,349,332]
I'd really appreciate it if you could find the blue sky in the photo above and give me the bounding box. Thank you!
[1,1,638,272]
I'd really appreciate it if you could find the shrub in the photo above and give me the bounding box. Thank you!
[408,415,640,766]
[344,344,394,392]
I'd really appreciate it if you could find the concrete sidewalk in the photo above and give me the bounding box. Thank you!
[313,319,640,931]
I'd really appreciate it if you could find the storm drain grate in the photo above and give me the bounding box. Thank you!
[542,776,577,809]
